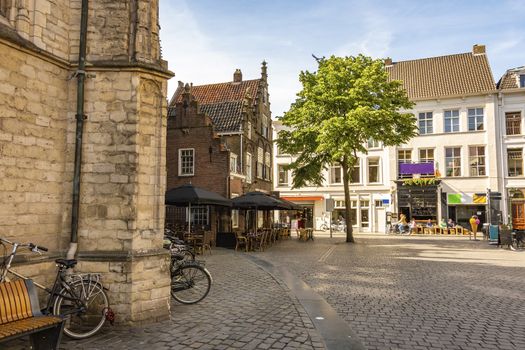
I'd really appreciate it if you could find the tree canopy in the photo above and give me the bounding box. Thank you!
[276,55,417,242]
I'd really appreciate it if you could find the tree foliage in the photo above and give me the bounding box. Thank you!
[276,55,417,242]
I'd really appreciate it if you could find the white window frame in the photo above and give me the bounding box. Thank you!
[367,158,381,184]
[418,112,433,134]
[330,165,342,184]
[445,147,461,177]
[468,146,486,177]
[444,109,460,133]
[508,149,523,177]
[468,108,484,131]
[278,165,288,186]
[178,148,194,176]
[351,160,360,184]
[230,153,238,173]
[419,148,434,163]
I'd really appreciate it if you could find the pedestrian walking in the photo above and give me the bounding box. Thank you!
[469,215,480,240]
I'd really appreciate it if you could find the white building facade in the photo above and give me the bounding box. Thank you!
[497,66,525,229]
[274,45,514,232]
[273,122,395,232]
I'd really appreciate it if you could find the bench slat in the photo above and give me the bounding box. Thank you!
[0,315,63,337]
[0,280,33,325]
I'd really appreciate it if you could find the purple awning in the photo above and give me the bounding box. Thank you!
[399,162,434,175]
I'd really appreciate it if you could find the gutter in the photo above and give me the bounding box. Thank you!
[67,0,89,260]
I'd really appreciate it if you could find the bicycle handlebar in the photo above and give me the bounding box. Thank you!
[1,237,48,252]
[29,243,48,252]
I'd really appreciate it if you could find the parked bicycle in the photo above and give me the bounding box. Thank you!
[0,237,113,339]
[510,231,525,251]
[163,230,212,304]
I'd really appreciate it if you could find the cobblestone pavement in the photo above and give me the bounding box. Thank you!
[261,233,525,350]
[5,234,525,350]
[4,249,325,350]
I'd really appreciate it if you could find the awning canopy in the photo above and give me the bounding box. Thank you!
[165,184,232,207]
[232,191,291,210]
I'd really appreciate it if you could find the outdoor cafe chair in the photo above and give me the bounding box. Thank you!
[234,231,248,252]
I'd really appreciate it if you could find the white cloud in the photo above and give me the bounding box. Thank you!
[159,0,236,99]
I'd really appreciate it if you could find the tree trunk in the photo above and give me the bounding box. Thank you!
[341,159,354,243]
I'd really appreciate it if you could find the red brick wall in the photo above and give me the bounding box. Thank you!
[166,101,229,198]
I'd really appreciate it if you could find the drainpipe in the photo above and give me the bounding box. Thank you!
[67,0,89,260]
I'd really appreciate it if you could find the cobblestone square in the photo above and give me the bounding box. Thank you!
[5,234,524,349]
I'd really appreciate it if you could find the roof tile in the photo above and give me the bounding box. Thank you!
[386,52,496,100]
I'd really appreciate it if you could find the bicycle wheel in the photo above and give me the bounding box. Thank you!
[171,263,211,304]
[53,280,109,339]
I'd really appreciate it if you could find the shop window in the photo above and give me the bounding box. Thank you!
[330,165,342,184]
[444,109,460,133]
[506,112,521,135]
[508,149,523,177]
[178,148,194,176]
[368,158,380,183]
[468,146,486,176]
[445,147,461,177]
[418,112,433,134]
[468,108,484,131]
[419,148,434,163]
[190,206,208,228]
[360,201,369,228]
[278,165,288,186]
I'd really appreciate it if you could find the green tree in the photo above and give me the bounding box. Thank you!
[276,55,416,242]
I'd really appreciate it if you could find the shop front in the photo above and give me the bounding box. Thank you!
[445,192,487,228]
[396,181,440,222]
[509,188,525,230]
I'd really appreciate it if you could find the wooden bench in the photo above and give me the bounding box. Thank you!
[0,279,64,350]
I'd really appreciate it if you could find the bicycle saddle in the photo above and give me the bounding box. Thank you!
[55,259,77,268]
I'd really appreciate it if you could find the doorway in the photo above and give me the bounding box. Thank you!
[375,207,386,233]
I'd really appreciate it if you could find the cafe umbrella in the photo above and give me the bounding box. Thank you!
[165,184,232,234]
[231,191,294,233]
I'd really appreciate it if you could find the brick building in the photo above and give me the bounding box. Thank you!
[167,63,273,233]
[0,0,173,324]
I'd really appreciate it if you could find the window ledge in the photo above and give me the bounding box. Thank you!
[178,174,194,177]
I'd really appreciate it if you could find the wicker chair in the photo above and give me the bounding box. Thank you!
[234,231,248,252]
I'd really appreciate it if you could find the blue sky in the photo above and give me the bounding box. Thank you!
[159,0,525,116]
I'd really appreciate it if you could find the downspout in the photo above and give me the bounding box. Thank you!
[67,0,89,260]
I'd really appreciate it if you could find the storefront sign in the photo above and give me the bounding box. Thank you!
[448,193,487,205]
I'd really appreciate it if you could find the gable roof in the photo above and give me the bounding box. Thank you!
[497,66,525,90]
[386,52,496,100]
[169,78,261,133]
[199,101,245,132]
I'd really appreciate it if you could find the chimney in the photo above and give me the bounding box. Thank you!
[233,69,242,82]
[472,44,486,55]
[384,57,393,67]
